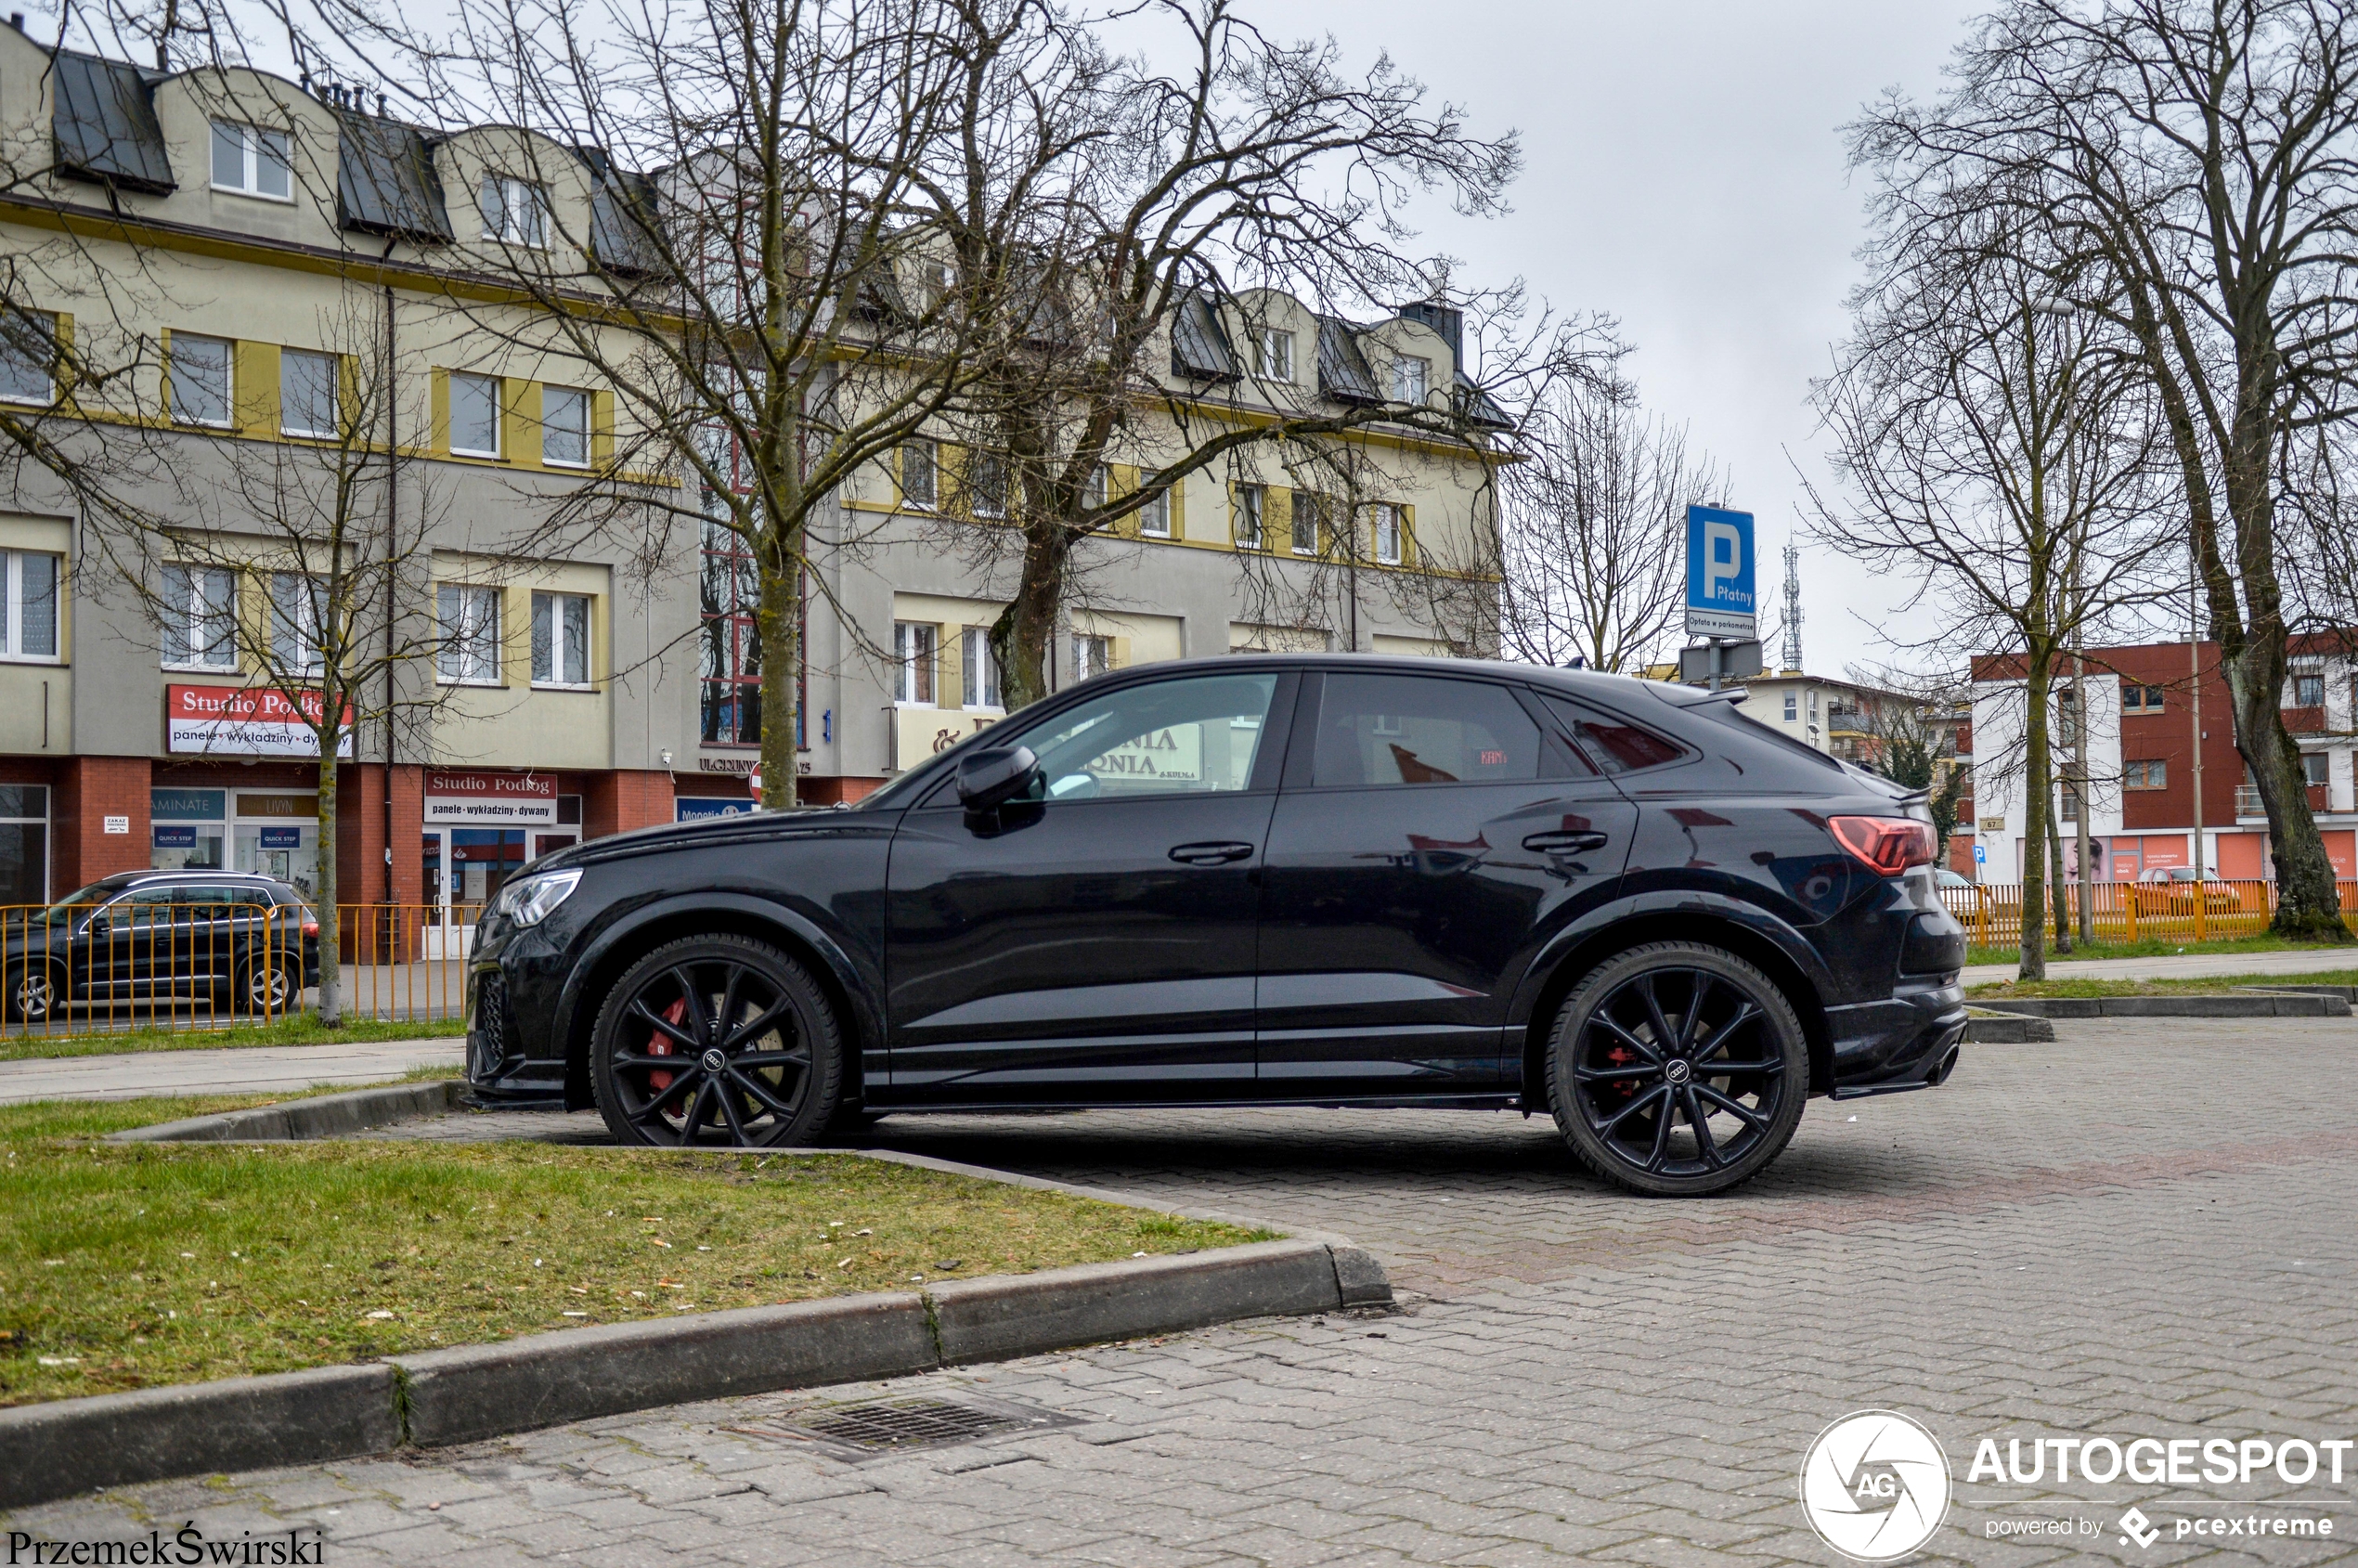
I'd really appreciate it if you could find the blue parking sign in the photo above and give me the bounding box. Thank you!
[1685,506,1756,637]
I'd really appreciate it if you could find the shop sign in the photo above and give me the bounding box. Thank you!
[153,824,199,849]
[168,685,355,758]
[697,754,757,774]
[236,794,317,819]
[893,707,998,771]
[422,771,558,825]
[257,827,303,849]
[1087,725,1201,784]
[151,789,226,822]
[677,797,756,822]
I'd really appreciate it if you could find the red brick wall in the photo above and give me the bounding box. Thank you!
[585,771,673,839]
[802,775,884,807]
[52,756,152,894]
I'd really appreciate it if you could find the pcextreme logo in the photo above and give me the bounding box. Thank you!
[1799,1410,1953,1562]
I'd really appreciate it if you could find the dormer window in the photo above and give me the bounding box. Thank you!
[1254,328,1294,382]
[481,175,551,248]
[1391,354,1430,404]
[211,123,292,201]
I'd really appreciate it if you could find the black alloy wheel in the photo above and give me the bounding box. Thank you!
[1546,942,1807,1197]
[590,935,842,1148]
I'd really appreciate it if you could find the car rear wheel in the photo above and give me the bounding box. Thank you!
[5,962,63,1026]
[233,958,299,1017]
[590,935,843,1148]
[1545,942,1807,1198]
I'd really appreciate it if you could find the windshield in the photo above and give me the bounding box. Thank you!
[41,882,119,921]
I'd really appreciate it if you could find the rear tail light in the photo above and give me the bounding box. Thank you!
[301,918,320,938]
[1828,815,1937,875]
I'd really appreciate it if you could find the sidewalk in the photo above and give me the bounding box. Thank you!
[0,1038,465,1104]
[1961,946,2358,986]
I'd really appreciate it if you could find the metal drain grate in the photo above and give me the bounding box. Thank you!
[732,1394,1084,1463]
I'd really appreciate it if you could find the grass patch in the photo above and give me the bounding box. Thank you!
[0,1129,1261,1407]
[1967,968,2358,1000]
[1964,932,2355,966]
[0,1014,464,1063]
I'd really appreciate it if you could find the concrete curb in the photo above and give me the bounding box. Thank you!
[1970,992,2350,1019]
[108,1080,468,1142]
[1963,1009,2056,1043]
[2239,984,2358,1003]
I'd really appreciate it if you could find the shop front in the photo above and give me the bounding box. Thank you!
[421,771,572,957]
[149,785,320,901]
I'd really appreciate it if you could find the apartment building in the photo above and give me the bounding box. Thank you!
[0,33,1496,921]
[1966,637,2358,885]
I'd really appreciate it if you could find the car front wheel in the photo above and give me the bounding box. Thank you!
[5,962,63,1026]
[590,935,843,1148]
[1545,941,1807,1198]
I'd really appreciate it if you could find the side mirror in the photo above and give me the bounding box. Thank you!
[955,745,1041,813]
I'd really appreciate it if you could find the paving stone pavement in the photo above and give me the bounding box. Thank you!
[16,1017,2358,1565]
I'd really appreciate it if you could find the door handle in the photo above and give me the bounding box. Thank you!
[1523,830,1609,854]
[1168,841,1255,866]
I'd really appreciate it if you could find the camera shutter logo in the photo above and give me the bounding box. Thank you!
[1799,1410,1951,1562]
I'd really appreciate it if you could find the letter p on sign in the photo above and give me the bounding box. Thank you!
[1705,523,1741,602]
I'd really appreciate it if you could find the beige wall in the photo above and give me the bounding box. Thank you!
[427,552,612,770]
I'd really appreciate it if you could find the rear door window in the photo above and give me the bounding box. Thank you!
[1539,695,1688,775]
[1313,673,1542,786]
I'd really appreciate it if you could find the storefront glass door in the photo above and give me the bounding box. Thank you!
[423,828,527,958]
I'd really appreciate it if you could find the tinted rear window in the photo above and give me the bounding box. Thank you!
[1538,695,1687,775]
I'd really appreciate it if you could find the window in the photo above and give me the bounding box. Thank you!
[2292,671,2326,707]
[961,627,1001,709]
[532,591,591,686]
[2121,682,2166,713]
[1082,462,1107,512]
[448,372,499,457]
[1391,354,1430,404]
[1137,471,1171,538]
[209,122,291,200]
[1782,693,1798,721]
[0,311,55,403]
[1074,634,1112,681]
[169,335,232,427]
[901,440,937,509]
[269,573,322,676]
[162,564,237,668]
[2059,785,2079,823]
[540,385,589,467]
[0,784,47,904]
[0,550,59,660]
[1234,484,1264,550]
[893,621,937,705]
[993,669,1277,801]
[279,349,338,438]
[1254,328,1294,382]
[967,453,1006,519]
[1291,494,1323,557]
[2124,759,2168,790]
[436,584,502,684]
[1314,674,1541,787]
[480,175,550,247]
[1370,503,1404,565]
[1540,694,1686,774]
[2303,751,2330,786]
[698,520,760,745]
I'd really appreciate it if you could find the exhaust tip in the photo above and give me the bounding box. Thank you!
[1929,1045,1961,1086]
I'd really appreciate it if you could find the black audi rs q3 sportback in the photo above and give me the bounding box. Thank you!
[466,657,1968,1196]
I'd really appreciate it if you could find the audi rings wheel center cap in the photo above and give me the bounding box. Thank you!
[1664,1058,1691,1084]
[701,1048,728,1074]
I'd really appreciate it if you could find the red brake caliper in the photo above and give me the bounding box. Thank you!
[1606,1043,1637,1102]
[648,996,690,1095]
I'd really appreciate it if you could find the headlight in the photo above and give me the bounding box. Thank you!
[497,870,582,927]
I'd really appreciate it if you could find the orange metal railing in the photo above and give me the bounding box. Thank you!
[1941,879,2358,952]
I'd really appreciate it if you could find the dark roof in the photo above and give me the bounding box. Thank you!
[1168,290,1237,381]
[1315,316,1380,403]
[1454,372,1514,432]
[335,110,451,240]
[574,147,663,276]
[52,51,174,193]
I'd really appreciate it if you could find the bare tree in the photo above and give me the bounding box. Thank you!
[1853,0,2358,940]
[1491,376,1729,673]
[1808,210,2174,979]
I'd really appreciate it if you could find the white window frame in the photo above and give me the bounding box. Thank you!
[0,549,62,662]
[279,348,339,438]
[1370,502,1404,565]
[1235,484,1265,550]
[961,626,1001,711]
[480,175,551,249]
[540,385,590,468]
[170,334,233,428]
[209,121,292,201]
[2291,670,2326,707]
[269,572,324,678]
[1082,462,1107,512]
[900,439,938,510]
[1391,354,1430,404]
[1255,328,1294,382]
[1290,494,1322,557]
[532,590,593,688]
[1137,471,1171,538]
[967,453,1007,519]
[162,564,239,670]
[448,372,501,458]
[0,311,56,405]
[436,584,503,686]
[2301,750,2330,786]
[893,620,938,706]
[1073,633,1112,681]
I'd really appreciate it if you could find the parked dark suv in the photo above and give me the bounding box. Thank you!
[2,871,319,1025]
[467,658,1968,1195]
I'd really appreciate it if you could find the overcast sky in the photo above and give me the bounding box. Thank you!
[1227,0,1977,680]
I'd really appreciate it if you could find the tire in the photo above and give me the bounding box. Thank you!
[1544,941,1807,1198]
[233,958,299,1017]
[5,962,63,1026]
[590,934,844,1148]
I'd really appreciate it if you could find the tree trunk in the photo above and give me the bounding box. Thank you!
[2227,669,2346,940]
[755,541,801,811]
[2018,663,2051,980]
[2072,657,2094,946]
[2047,797,2071,954]
[314,742,340,1027]
[989,523,1067,713]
